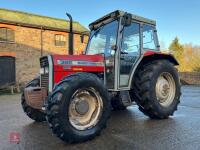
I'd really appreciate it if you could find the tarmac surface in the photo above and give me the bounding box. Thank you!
[0,85,200,150]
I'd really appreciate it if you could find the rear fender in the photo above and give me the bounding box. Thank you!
[142,51,179,65]
[129,51,179,89]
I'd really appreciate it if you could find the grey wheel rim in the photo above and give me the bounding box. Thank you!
[69,87,103,130]
[156,72,176,107]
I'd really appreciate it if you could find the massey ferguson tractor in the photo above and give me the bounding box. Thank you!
[22,10,181,143]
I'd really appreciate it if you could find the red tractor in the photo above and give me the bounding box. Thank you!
[22,10,181,143]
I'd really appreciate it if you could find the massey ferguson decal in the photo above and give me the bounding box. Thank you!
[57,60,104,66]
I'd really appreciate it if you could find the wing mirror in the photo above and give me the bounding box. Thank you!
[111,45,118,51]
[122,13,132,26]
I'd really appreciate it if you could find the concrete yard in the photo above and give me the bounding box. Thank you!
[0,86,200,150]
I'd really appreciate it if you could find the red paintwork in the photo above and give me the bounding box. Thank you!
[143,50,178,65]
[143,50,166,56]
[52,54,104,84]
[143,50,177,59]
[52,51,175,84]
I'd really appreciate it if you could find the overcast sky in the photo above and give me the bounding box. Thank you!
[1,0,200,49]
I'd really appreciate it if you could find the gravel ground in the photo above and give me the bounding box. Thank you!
[0,85,200,150]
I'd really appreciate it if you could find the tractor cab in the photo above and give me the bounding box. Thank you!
[85,10,160,90]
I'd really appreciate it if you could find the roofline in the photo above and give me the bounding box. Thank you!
[89,10,156,29]
[0,8,80,24]
[0,19,89,35]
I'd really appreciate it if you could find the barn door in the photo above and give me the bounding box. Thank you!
[0,56,16,88]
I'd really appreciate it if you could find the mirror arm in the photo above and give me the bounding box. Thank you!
[111,45,118,51]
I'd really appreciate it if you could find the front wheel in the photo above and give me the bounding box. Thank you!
[21,77,46,122]
[46,73,111,143]
[131,60,181,119]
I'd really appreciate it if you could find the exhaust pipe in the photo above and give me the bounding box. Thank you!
[66,13,74,55]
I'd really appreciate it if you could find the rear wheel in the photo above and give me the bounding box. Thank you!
[130,60,181,119]
[21,77,46,122]
[46,73,111,143]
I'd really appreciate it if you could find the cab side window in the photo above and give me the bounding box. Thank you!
[142,25,157,51]
[121,22,140,55]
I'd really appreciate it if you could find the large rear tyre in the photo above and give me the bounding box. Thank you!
[131,60,181,119]
[46,73,111,143]
[21,77,46,122]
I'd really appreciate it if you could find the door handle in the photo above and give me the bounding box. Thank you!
[121,51,128,54]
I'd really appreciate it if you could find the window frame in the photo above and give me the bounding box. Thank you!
[121,22,141,54]
[54,34,67,47]
[85,19,119,56]
[119,21,141,87]
[0,27,15,43]
[142,24,159,51]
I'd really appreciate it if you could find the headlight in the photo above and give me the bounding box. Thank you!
[40,68,44,74]
[45,67,49,74]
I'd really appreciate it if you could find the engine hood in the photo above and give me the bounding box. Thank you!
[52,54,104,72]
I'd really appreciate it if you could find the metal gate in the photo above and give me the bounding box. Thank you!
[0,56,16,88]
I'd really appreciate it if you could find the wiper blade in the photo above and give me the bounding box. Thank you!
[94,24,104,35]
[88,23,105,41]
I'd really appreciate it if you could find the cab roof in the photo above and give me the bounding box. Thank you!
[89,10,156,30]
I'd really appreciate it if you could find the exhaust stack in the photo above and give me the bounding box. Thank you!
[66,13,74,55]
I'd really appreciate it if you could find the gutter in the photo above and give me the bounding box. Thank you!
[0,19,89,35]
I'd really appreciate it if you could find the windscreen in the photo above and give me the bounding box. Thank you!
[86,20,119,56]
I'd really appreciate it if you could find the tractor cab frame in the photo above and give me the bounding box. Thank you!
[85,10,160,91]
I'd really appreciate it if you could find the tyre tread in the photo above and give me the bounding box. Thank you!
[46,73,111,143]
[131,60,181,119]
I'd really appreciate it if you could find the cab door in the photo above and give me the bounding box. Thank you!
[118,22,141,88]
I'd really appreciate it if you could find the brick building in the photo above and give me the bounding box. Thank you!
[0,8,89,86]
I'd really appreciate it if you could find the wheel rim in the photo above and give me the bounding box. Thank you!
[156,72,176,107]
[69,87,103,130]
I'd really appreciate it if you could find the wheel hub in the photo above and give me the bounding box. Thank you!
[157,78,170,100]
[75,99,89,115]
[69,88,103,130]
[156,72,176,107]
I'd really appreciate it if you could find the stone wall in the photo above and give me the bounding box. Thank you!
[179,72,200,85]
[0,23,88,85]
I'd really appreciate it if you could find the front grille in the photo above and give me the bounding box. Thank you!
[40,56,49,67]
[41,74,49,89]
[40,56,49,89]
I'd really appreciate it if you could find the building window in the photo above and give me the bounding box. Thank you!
[0,28,15,42]
[55,34,66,46]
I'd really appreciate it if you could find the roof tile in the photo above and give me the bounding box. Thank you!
[0,8,89,33]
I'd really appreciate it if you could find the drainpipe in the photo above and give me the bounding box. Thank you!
[40,27,44,56]
[66,13,74,55]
